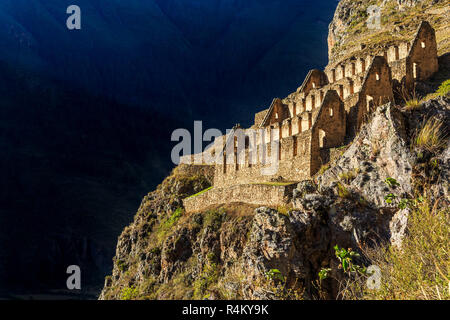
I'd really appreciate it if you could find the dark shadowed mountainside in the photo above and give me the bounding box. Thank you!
[0,0,336,297]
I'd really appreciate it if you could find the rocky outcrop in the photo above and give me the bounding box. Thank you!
[317,103,415,209]
[327,0,449,61]
[100,95,448,300]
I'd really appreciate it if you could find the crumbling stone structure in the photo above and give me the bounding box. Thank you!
[182,21,439,211]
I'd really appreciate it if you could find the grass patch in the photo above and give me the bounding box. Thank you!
[277,205,292,216]
[405,98,421,110]
[436,79,450,97]
[413,117,448,153]
[156,207,184,243]
[185,186,213,199]
[255,182,297,187]
[422,79,450,102]
[337,182,351,199]
[318,164,330,176]
[193,260,220,300]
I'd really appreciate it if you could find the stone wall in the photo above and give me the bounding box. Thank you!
[406,21,439,87]
[183,183,296,213]
[182,20,437,200]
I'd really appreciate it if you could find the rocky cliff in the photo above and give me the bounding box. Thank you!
[100,91,449,299]
[327,0,449,62]
[100,0,450,300]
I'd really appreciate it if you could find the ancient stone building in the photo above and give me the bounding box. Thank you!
[182,21,439,212]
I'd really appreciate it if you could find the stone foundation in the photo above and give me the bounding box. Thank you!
[183,183,296,213]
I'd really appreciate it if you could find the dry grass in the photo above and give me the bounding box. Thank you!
[413,117,448,153]
[362,199,450,300]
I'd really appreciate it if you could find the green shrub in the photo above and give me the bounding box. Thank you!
[337,182,351,199]
[436,79,450,97]
[121,286,138,300]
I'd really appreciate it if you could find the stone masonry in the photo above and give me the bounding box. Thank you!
[182,21,439,212]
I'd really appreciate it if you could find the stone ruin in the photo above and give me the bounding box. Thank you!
[182,21,439,212]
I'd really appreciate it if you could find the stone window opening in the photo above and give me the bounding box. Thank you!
[376,73,380,81]
[421,41,426,48]
[308,113,312,129]
[413,63,419,79]
[339,85,344,99]
[330,108,334,117]
[319,129,326,148]
[395,46,400,60]
[349,80,354,95]
[331,69,336,82]
[293,136,298,157]
[275,112,279,119]
[312,82,316,88]
[361,59,366,73]
[320,91,324,104]
[223,154,227,174]
[302,99,307,112]
[351,63,356,76]
[366,95,374,112]
[311,95,316,109]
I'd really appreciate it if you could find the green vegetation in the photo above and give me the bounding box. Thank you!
[422,79,450,101]
[384,193,397,204]
[405,98,421,110]
[121,286,139,300]
[318,164,330,175]
[115,259,128,272]
[184,186,213,199]
[334,245,367,275]
[436,79,450,96]
[156,207,184,243]
[318,268,331,282]
[266,269,286,282]
[323,197,449,300]
[255,181,297,187]
[337,182,351,199]
[193,256,220,299]
[203,209,224,231]
[317,246,367,299]
[276,206,291,216]
[384,177,400,188]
